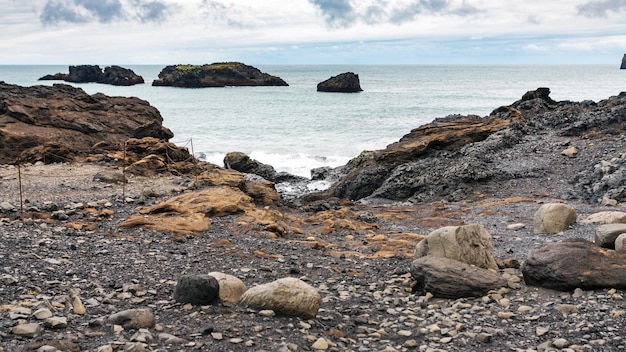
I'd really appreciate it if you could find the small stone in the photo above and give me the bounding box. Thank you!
[553,338,570,349]
[158,333,186,344]
[34,308,53,320]
[108,309,155,329]
[561,145,578,158]
[536,327,550,336]
[555,304,579,317]
[44,316,68,329]
[211,332,223,340]
[517,305,533,312]
[312,337,329,350]
[73,296,86,315]
[476,333,492,343]
[229,338,243,344]
[259,310,276,317]
[398,330,412,337]
[12,323,43,337]
[403,339,419,348]
[506,223,526,231]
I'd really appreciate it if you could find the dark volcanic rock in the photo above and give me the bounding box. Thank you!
[67,65,104,83]
[39,72,69,81]
[223,151,305,183]
[317,72,363,93]
[522,238,626,291]
[174,275,220,305]
[99,65,144,86]
[152,62,289,88]
[312,88,626,203]
[621,54,626,69]
[38,65,144,86]
[0,82,173,164]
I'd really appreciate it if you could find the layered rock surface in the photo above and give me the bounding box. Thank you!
[152,62,288,87]
[0,82,172,164]
[313,88,626,203]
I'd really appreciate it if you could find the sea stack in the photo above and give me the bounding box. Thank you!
[151,62,288,87]
[621,54,626,69]
[317,72,363,93]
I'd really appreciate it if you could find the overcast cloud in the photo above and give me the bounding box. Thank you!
[1,0,625,64]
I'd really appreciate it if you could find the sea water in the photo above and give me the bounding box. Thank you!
[1,65,624,177]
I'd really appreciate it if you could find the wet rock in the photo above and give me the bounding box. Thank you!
[239,277,321,319]
[173,274,220,305]
[413,224,498,270]
[533,203,577,234]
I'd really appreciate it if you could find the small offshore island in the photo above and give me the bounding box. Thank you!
[152,62,289,87]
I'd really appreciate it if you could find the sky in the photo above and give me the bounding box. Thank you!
[1,0,626,65]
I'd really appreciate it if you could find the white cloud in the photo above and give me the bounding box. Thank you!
[0,0,625,64]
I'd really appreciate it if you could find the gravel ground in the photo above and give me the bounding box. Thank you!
[1,162,626,352]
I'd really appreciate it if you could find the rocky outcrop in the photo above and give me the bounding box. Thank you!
[39,65,144,86]
[621,54,626,69]
[317,72,363,93]
[0,82,172,164]
[310,88,626,203]
[152,62,288,88]
[223,151,305,183]
[522,238,626,291]
[100,65,145,86]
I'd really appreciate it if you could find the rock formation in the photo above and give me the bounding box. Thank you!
[310,88,626,203]
[0,82,172,164]
[152,62,288,88]
[522,238,626,291]
[317,72,363,92]
[39,65,144,86]
[621,54,626,69]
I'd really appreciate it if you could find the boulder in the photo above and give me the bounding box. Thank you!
[616,233,626,253]
[410,256,507,299]
[208,272,247,303]
[594,224,626,249]
[11,323,43,337]
[239,277,321,319]
[173,275,220,305]
[413,224,498,270]
[152,62,288,88]
[99,65,144,86]
[317,72,363,93]
[522,238,626,290]
[0,82,173,164]
[580,211,626,224]
[533,203,577,234]
[108,309,156,329]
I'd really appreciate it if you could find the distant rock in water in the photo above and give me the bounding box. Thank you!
[152,62,289,88]
[38,65,144,86]
[317,72,363,93]
[621,54,626,69]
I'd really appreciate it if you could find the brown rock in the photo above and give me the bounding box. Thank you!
[410,256,507,299]
[0,82,173,164]
[522,238,626,290]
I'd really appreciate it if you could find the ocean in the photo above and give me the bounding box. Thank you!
[1,65,624,177]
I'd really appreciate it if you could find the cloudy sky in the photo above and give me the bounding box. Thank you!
[2,0,626,65]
